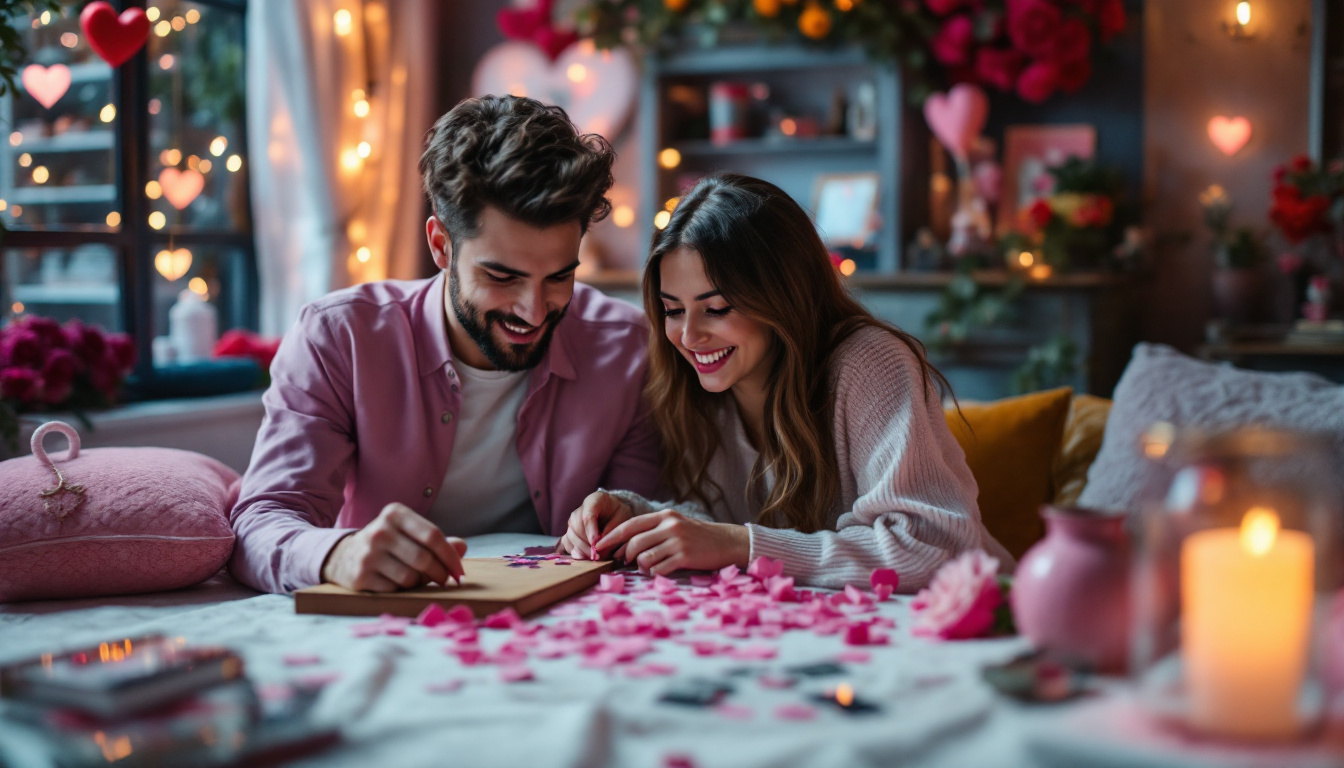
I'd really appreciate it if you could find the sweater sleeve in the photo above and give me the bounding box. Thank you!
[747,328,984,591]
[600,488,717,523]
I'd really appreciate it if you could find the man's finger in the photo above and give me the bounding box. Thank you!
[582,499,604,560]
[386,534,452,586]
[373,552,420,590]
[594,513,662,554]
[393,512,465,583]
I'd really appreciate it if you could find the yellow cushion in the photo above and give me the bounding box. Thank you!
[1051,394,1113,508]
[944,387,1073,560]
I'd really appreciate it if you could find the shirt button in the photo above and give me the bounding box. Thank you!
[424,486,434,497]
[441,412,453,424]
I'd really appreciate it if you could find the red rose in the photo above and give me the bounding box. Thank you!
[1057,56,1092,93]
[0,367,42,404]
[974,47,1024,91]
[1271,193,1330,244]
[1007,0,1062,59]
[1028,198,1055,230]
[87,354,122,399]
[1075,195,1114,227]
[106,334,136,375]
[925,0,967,16]
[0,328,43,369]
[1016,60,1059,103]
[1291,154,1314,173]
[1049,18,1091,63]
[41,349,77,404]
[930,15,975,66]
[1098,0,1126,43]
[1273,164,1288,183]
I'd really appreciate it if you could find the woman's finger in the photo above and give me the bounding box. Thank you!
[594,513,663,555]
[649,550,685,577]
[636,539,679,575]
[622,525,673,569]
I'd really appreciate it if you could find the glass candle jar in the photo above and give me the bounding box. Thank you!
[1131,426,1341,741]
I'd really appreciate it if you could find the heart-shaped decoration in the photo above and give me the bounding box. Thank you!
[158,168,204,210]
[923,84,989,161]
[21,64,71,110]
[80,1,150,68]
[1208,115,1252,156]
[496,0,577,61]
[472,40,638,140]
[154,248,192,281]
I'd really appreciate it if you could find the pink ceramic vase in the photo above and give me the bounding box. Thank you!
[1011,506,1132,672]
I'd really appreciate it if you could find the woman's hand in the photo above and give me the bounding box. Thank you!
[593,510,749,576]
[557,491,635,560]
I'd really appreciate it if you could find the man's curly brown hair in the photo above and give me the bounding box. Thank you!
[419,95,615,255]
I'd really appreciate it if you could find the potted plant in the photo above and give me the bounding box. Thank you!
[1200,184,1267,325]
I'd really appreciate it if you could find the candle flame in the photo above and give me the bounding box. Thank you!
[1240,507,1279,557]
[835,683,854,707]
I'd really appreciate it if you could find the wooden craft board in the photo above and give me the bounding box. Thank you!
[293,557,614,619]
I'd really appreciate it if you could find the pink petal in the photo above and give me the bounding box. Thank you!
[294,672,342,687]
[765,576,796,602]
[843,584,872,607]
[757,674,796,689]
[664,754,698,768]
[446,604,476,625]
[483,607,522,629]
[715,703,755,719]
[416,603,450,627]
[773,703,817,721]
[835,649,872,663]
[728,644,777,661]
[717,564,741,582]
[870,567,899,591]
[499,665,535,683]
[652,575,679,594]
[689,575,714,587]
[843,623,871,646]
[426,678,464,694]
[747,556,784,581]
[598,573,627,594]
[282,653,323,666]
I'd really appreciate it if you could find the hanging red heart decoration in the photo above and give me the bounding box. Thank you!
[80,2,151,68]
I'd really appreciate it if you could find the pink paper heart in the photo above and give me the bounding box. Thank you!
[22,64,71,110]
[471,40,637,139]
[158,167,204,210]
[1208,115,1252,156]
[923,83,989,160]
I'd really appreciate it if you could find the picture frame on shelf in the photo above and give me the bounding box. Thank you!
[999,124,1096,233]
[812,171,880,248]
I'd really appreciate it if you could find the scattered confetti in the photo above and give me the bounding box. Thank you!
[293,672,341,687]
[773,703,818,721]
[281,653,323,667]
[426,678,464,694]
[757,674,797,689]
[835,650,872,664]
[499,665,535,683]
[714,703,755,719]
[597,573,627,594]
[664,754,697,768]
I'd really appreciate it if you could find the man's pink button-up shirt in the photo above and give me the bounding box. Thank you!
[228,274,662,593]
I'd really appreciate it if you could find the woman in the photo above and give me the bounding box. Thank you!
[561,173,1010,590]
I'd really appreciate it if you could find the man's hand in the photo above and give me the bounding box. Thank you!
[593,510,749,576]
[557,491,635,560]
[321,503,467,592]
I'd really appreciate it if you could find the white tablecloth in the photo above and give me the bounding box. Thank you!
[0,534,1140,768]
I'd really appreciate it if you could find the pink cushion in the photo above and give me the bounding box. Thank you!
[0,422,240,601]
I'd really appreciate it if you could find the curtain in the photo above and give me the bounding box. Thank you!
[246,0,436,336]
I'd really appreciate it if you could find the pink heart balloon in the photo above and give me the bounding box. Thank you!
[159,167,204,210]
[472,40,637,140]
[22,64,71,110]
[1208,115,1252,156]
[923,84,989,161]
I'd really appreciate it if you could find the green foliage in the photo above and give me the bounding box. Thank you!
[1011,332,1078,394]
[0,0,63,97]
[924,264,1024,352]
[1048,156,1124,197]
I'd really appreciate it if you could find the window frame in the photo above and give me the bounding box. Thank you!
[2,0,257,394]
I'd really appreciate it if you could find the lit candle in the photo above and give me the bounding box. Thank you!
[1181,507,1314,739]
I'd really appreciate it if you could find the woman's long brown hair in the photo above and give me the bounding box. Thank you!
[642,173,953,533]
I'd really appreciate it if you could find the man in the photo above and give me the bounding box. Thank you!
[229,96,661,594]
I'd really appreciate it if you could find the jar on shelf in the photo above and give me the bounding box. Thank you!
[1131,426,1341,741]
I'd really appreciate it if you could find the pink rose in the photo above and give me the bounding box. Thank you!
[911,550,1003,640]
[930,15,975,67]
[973,46,1024,92]
[1007,0,1062,59]
[0,367,43,404]
[40,349,78,404]
[0,328,44,369]
[1016,60,1059,103]
[22,316,67,353]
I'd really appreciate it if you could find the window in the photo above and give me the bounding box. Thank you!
[0,0,256,392]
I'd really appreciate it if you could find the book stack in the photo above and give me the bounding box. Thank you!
[1286,319,1344,346]
[0,635,337,767]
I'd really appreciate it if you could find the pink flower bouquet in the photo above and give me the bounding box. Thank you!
[0,316,135,451]
[911,549,1013,640]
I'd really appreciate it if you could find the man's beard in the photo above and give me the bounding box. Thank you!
[449,259,567,372]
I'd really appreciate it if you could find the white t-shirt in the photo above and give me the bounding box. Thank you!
[426,361,541,537]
